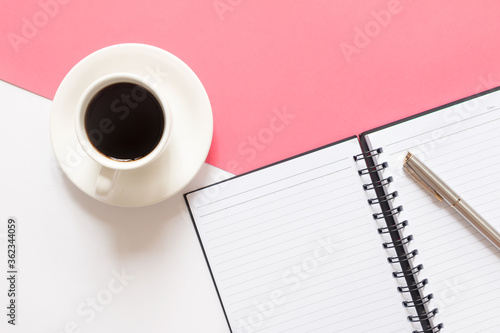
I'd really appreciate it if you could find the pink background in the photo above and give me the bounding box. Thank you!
[2,0,500,174]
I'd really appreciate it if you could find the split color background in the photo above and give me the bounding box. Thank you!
[2,0,500,173]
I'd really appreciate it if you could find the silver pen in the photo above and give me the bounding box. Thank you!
[403,151,500,251]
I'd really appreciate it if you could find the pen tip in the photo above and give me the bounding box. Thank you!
[404,151,413,164]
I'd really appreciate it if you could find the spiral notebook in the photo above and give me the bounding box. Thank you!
[185,86,500,333]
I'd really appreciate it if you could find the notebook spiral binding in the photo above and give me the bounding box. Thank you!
[354,148,443,333]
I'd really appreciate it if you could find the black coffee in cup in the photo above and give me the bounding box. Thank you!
[84,82,165,161]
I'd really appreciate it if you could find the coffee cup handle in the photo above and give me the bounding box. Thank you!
[96,166,119,197]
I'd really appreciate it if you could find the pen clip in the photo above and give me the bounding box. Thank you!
[403,152,444,202]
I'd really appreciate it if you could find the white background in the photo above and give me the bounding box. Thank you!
[0,80,231,333]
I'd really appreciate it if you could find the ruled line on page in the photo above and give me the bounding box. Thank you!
[265,288,392,328]
[229,260,384,312]
[202,179,353,228]
[403,143,496,172]
[388,122,500,157]
[209,215,353,262]
[262,291,397,333]
[198,168,348,217]
[230,262,383,313]
[306,305,401,333]
[209,203,361,252]
[218,232,377,286]
[384,108,500,149]
[213,218,362,262]
[216,224,367,274]
[196,159,349,210]
[404,201,499,234]
[224,256,382,308]
[430,260,500,288]
[223,251,382,298]
[204,184,359,238]
[396,157,500,190]
[397,181,498,211]
[450,299,500,332]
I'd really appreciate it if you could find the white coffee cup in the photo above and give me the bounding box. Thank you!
[74,73,172,197]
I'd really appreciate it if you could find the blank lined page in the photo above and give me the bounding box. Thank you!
[365,90,500,332]
[186,138,413,333]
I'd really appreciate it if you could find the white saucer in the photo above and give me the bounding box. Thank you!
[50,44,213,207]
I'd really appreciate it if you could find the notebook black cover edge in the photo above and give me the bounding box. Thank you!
[183,194,234,332]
